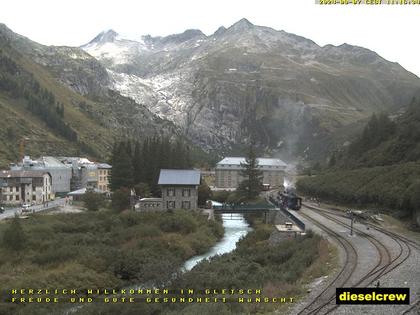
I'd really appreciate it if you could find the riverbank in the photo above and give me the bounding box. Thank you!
[0,209,223,315]
[73,216,327,315]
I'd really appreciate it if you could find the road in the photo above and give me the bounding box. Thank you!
[0,198,66,220]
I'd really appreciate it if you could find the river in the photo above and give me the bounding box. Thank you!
[182,213,253,271]
[64,213,251,314]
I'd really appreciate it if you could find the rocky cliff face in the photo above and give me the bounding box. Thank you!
[80,18,420,160]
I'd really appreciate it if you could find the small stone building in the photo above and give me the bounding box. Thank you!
[158,169,200,210]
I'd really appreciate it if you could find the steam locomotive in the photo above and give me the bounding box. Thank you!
[270,186,302,211]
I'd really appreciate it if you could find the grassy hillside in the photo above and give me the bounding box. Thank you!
[298,99,420,226]
[331,98,420,168]
[0,46,112,167]
[298,163,420,222]
[0,25,184,168]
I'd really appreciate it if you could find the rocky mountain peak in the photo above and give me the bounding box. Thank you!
[158,29,206,45]
[228,18,254,32]
[86,29,118,45]
[213,26,227,36]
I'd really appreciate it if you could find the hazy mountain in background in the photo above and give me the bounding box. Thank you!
[81,18,420,161]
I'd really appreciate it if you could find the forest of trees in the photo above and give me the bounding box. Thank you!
[328,100,420,169]
[297,162,420,224]
[299,99,420,226]
[110,137,194,195]
[0,50,77,142]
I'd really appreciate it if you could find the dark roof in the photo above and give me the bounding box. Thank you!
[158,169,200,185]
[0,170,50,178]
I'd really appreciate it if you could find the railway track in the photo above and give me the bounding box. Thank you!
[295,211,358,315]
[301,203,418,315]
[266,193,358,315]
[267,193,418,314]
[297,208,397,315]
[304,203,420,251]
[304,204,409,280]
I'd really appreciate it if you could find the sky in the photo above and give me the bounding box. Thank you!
[1,0,419,76]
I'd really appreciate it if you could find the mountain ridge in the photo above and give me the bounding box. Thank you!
[1,19,419,164]
[79,18,420,160]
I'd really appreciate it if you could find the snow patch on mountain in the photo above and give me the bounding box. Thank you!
[107,69,194,128]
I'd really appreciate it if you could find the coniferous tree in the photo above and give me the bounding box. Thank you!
[237,144,263,201]
[83,192,104,211]
[133,141,143,185]
[111,136,194,194]
[198,181,212,206]
[112,187,131,211]
[110,142,134,191]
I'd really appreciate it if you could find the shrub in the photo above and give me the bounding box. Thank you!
[198,182,212,206]
[83,191,104,211]
[159,210,197,234]
[112,188,131,211]
[31,245,78,266]
[2,216,26,251]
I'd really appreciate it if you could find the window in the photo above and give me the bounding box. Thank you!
[182,201,191,209]
[167,201,175,209]
[33,196,36,201]
[182,188,191,197]
[16,195,19,201]
[167,188,175,197]
[16,186,19,192]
